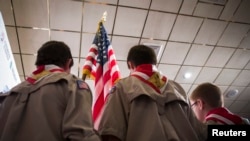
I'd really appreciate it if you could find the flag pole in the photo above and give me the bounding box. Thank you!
[82,11,108,81]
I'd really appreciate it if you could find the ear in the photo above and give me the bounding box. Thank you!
[64,59,72,73]
[196,99,205,110]
[128,61,135,70]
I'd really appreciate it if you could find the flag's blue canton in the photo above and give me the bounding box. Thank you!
[94,22,110,66]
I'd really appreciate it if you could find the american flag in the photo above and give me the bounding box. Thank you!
[82,21,121,129]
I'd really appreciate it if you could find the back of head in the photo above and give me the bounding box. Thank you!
[190,82,223,108]
[127,45,157,68]
[35,40,73,68]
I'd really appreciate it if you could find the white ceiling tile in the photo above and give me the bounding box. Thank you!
[188,84,198,96]
[175,66,202,84]
[237,87,250,101]
[50,0,82,31]
[22,54,36,77]
[224,86,245,101]
[119,0,151,8]
[214,69,241,85]
[169,15,203,42]
[239,32,250,49]
[225,49,250,69]
[13,0,48,27]
[232,0,250,24]
[6,27,19,53]
[143,11,176,40]
[193,3,223,19]
[240,101,250,113]
[0,0,15,25]
[184,44,213,66]
[194,67,222,84]
[179,0,197,15]
[71,58,80,77]
[219,0,241,21]
[81,33,96,58]
[218,85,229,95]
[217,23,250,47]
[245,62,250,69]
[85,0,117,4]
[161,42,191,64]
[158,64,180,80]
[18,28,49,54]
[224,100,234,108]
[112,36,139,60]
[13,54,24,76]
[205,47,235,67]
[194,19,227,45]
[114,7,147,37]
[151,0,182,13]
[116,61,130,78]
[232,70,250,86]
[228,100,249,113]
[82,3,116,33]
[51,31,81,58]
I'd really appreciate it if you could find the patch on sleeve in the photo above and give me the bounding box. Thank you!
[109,86,116,94]
[77,80,89,89]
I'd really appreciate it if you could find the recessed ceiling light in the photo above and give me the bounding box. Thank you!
[225,89,239,98]
[184,72,192,79]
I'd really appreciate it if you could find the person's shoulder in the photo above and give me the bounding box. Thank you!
[75,79,90,90]
[167,80,185,91]
[49,72,78,82]
[113,76,132,87]
[62,74,91,90]
[206,120,224,125]
[166,79,187,101]
[241,117,250,125]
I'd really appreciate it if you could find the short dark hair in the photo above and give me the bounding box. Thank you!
[35,40,73,68]
[127,45,157,68]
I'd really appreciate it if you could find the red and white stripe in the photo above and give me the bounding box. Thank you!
[92,44,120,129]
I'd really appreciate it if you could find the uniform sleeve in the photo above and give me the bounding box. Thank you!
[62,79,101,141]
[98,83,129,141]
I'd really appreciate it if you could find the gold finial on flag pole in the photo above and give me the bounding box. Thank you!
[101,11,107,22]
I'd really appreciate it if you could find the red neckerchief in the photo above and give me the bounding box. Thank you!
[205,107,243,125]
[130,64,167,94]
[26,65,64,84]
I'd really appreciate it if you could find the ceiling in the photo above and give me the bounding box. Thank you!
[0,0,250,120]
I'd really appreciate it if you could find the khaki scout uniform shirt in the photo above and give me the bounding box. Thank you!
[0,73,100,141]
[99,76,207,141]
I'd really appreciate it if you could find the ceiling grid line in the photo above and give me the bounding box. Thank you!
[156,0,185,79]
[9,0,26,78]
